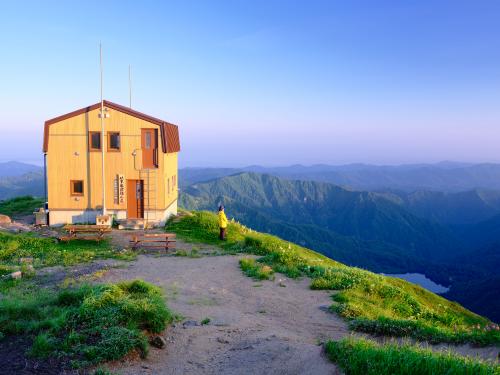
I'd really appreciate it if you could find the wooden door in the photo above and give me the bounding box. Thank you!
[141,128,157,169]
[127,180,144,219]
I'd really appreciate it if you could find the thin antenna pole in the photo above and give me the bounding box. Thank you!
[128,65,132,108]
[100,43,106,216]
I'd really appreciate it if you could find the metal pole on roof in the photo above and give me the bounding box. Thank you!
[100,43,107,216]
[129,65,132,109]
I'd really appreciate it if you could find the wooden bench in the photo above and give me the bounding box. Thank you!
[59,225,112,242]
[129,232,176,253]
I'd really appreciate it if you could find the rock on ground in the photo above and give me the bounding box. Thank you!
[0,214,12,224]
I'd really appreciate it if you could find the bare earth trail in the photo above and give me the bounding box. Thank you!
[102,238,346,375]
[101,232,498,374]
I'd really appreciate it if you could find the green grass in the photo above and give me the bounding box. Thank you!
[0,279,173,368]
[93,369,118,375]
[325,337,499,375]
[0,231,135,271]
[0,196,45,217]
[240,258,274,280]
[166,211,500,345]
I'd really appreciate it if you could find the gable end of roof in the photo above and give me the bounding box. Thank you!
[43,100,180,154]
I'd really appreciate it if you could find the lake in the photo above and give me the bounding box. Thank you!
[383,273,450,294]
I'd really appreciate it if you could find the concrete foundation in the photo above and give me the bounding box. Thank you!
[49,200,178,226]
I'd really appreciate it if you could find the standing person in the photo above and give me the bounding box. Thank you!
[218,205,228,240]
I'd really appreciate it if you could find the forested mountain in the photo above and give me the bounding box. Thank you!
[394,189,500,225]
[0,161,42,177]
[0,162,44,200]
[180,162,500,192]
[182,173,462,262]
[180,172,500,322]
[2,162,498,321]
[0,171,44,200]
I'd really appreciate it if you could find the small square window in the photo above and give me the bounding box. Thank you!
[71,180,84,196]
[108,132,120,151]
[89,132,101,151]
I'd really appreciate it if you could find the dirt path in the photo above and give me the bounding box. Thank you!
[99,233,498,374]
[101,243,346,375]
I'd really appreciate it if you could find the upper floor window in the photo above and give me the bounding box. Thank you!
[89,131,101,151]
[145,132,152,149]
[108,132,120,151]
[71,180,84,196]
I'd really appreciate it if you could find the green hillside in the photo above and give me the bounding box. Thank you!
[181,173,462,272]
[179,172,500,322]
[179,163,500,192]
[0,171,44,200]
[398,189,500,225]
[166,211,500,346]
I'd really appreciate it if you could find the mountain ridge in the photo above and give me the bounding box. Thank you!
[179,172,500,322]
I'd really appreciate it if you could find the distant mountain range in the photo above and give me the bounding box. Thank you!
[3,161,500,200]
[2,161,499,321]
[180,171,500,322]
[180,162,500,192]
[0,162,44,200]
[0,161,42,177]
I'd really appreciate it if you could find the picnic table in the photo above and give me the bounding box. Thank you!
[59,225,112,242]
[129,232,176,253]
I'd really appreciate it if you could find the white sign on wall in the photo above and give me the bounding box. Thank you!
[118,174,126,204]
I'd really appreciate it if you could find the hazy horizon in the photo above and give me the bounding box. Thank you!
[1,159,498,169]
[1,1,499,167]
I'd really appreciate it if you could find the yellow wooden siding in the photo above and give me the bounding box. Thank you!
[46,106,177,211]
[163,152,179,207]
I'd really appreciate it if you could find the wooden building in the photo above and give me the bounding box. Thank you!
[43,100,180,226]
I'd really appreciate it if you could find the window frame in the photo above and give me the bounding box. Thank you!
[70,180,84,196]
[107,131,121,152]
[89,131,102,151]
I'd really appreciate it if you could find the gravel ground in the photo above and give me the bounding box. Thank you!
[101,250,346,375]
[98,233,499,374]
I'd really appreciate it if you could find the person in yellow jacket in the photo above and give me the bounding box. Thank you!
[218,205,228,240]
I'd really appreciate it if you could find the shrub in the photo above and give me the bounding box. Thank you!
[240,258,274,280]
[0,196,44,217]
[325,337,499,375]
[0,279,173,367]
[30,332,56,358]
[349,317,500,346]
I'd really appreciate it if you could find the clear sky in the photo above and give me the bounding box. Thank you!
[0,1,499,167]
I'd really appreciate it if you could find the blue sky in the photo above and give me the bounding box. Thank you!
[0,1,499,166]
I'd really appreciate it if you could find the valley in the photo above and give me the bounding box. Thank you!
[2,161,499,322]
[178,167,500,322]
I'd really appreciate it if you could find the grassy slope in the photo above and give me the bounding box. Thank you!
[0,279,173,368]
[0,196,44,217]
[325,337,499,375]
[0,230,170,369]
[167,211,500,345]
[0,231,135,276]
